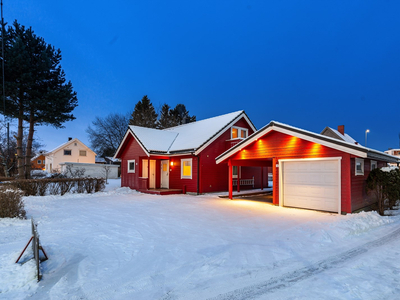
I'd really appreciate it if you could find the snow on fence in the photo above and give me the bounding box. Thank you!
[60,162,119,179]
[16,218,48,282]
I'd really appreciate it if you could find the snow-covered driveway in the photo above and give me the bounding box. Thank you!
[1,179,400,299]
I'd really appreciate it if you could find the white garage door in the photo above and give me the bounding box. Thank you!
[281,159,340,213]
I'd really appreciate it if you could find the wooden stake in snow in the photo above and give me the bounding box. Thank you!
[16,218,48,281]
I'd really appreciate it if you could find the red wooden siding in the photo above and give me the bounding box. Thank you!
[199,117,256,193]
[350,158,385,211]
[120,135,147,189]
[169,155,198,193]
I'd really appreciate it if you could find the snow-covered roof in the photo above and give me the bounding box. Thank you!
[95,157,106,163]
[116,111,254,157]
[216,121,400,164]
[326,127,358,144]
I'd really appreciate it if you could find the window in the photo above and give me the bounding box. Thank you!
[394,151,400,156]
[355,158,364,176]
[79,150,87,156]
[181,158,192,179]
[232,166,241,178]
[142,160,148,178]
[64,149,72,155]
[127,160,135,173]
[371,160,377,171]
[37,160,42,164]
[231,127,248,139]
[43,159,45,164]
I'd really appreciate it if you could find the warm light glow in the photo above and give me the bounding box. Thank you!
[310,143,322,154]
[170,161,174,166]
[366,129,370,133]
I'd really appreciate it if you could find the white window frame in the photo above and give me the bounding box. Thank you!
[181,158,192,179]
[127,159,136,173]
[355,158,364,176]
[79,150,87,156]
[37,159,42,164]
[370,160,377,171]
[231,126,248,140]
[64,149,72,156]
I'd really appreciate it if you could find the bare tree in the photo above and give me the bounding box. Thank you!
[86,113,129,157]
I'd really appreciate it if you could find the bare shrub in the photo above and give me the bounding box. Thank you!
[0,186,26,219]
[94,178,106,192]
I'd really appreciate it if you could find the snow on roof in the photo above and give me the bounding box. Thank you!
[129,111,245,154]
[327,127,358,144]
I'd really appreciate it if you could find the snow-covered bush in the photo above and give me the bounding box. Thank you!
[0,185,26,219]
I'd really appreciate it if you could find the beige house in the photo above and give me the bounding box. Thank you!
[44,138,96,173]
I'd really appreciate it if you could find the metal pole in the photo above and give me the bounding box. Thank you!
[365,129,369,147]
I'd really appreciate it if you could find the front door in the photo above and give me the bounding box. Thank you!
[149,160,156,189]
[161,160,169,188]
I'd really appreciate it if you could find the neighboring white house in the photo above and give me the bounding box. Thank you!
[384,149,400,166]
[44,138,96,173]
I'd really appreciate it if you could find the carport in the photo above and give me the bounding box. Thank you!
[216,121,399,214]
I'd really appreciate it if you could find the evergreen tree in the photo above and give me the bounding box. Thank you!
[129,95,158,128]
[170,104,196,126]
[157,103,174,129]
[0,21,77,178]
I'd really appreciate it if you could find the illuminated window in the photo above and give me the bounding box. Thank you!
[355,158,364,176]
[79,150,87,156]
[128,160,135,173]
[142,160,148,178]
[181,158,192,179]
[64,149,72,155]
[231,127,248,139]
[371,160,377,171]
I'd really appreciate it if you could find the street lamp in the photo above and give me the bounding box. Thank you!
[365,129,370,147]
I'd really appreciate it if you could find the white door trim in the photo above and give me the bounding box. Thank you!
[279,157,342,214]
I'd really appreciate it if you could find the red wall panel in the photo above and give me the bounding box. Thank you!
[120,135,147,189]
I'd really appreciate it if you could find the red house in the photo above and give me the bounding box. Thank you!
[216,121,399,214]
[114,111,267,194]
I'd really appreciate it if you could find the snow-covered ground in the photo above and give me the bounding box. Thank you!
[1,179,400,299]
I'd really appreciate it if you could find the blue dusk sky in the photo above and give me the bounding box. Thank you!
[5,1,400,152]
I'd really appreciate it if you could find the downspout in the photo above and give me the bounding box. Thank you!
[197,154,200,195]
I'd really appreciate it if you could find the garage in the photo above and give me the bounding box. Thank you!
[280,158,341,213]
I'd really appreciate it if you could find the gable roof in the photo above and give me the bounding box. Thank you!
[216,121,400,164]
[44,138,96,156]
[320,126,358,144]
[114,110,256,158]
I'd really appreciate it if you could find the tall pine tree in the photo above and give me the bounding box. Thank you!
[129,95,158,128]
[0,21,78,178]
[170,104,196,126]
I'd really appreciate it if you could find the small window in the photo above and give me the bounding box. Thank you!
[43,159,45,164]
[74,143,77,146]
[79,150,87,156]
[64,149,72,156]
[127,160,135,173]
[371,160,377,171]
[37,160,42,164]
[232,166,241,178]
[231,127,248,139]
[355,158,364,176]
[181,158,192,179]
[142,160,148,178]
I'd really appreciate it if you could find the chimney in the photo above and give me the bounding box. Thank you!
[337,125,344,135]
[68,137,72,141]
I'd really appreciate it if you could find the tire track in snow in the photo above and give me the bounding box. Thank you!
[209,226,400,300]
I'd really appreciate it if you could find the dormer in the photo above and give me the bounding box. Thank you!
[231,126,248,140]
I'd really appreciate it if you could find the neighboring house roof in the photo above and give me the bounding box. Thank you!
[105,156,121,163]
[320,127,358,144]
[216,121,400,164]
[115,110,256,158]
[44,138,96,156]
[31,153,45,162]
[95,157,106,163]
